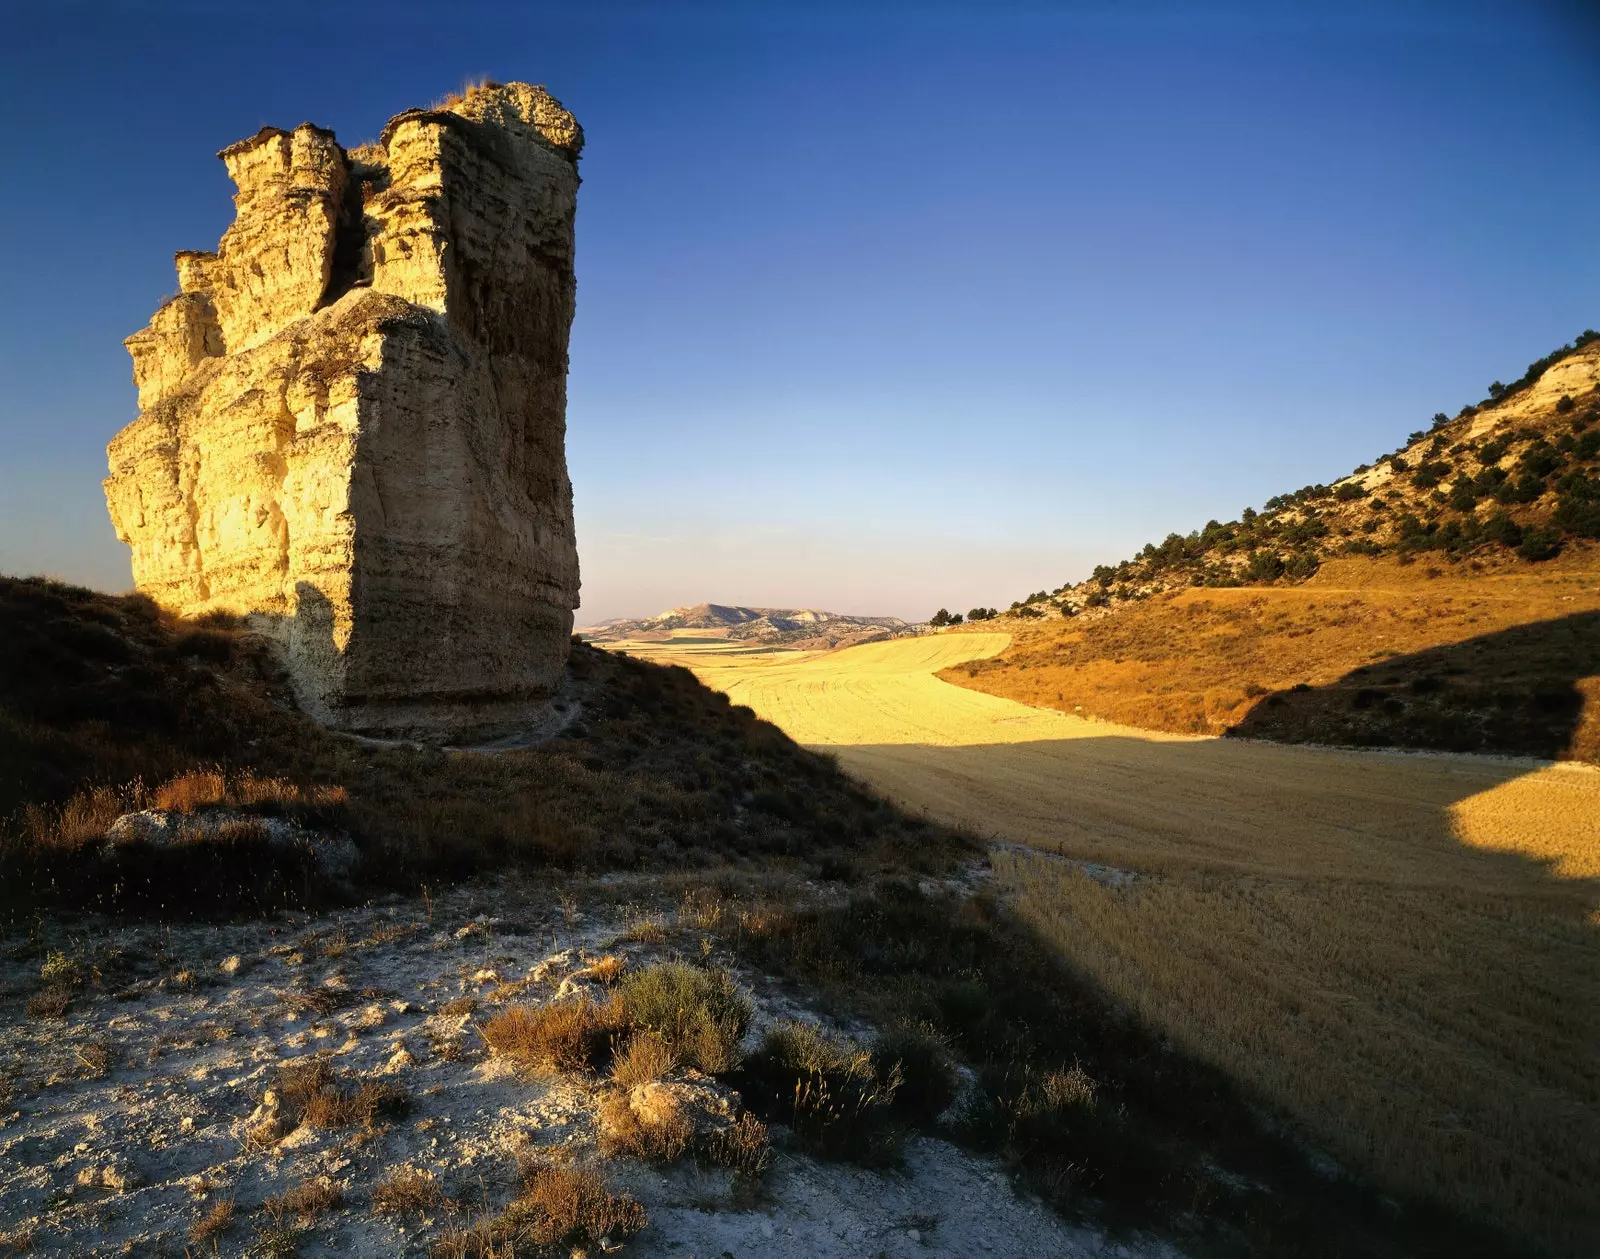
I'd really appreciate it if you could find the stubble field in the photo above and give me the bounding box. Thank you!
[657,632,1600,1256]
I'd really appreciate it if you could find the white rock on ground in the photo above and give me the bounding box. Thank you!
[0,877,1182,1258]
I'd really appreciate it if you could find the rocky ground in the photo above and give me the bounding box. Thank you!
[0,876,1179,1259]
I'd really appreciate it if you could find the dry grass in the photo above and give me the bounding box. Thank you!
[431,1162,645,1258]
[741,1021,905,1166]
[586,954,625,986]
[2,575,952,919]
[481,996,628,1074]
[24,987,71,1021]
[73,1041,113,1079]
[950,554,1600,761]
[615,962,751,1075]
[274,1058,409,1132]
[610,1031,675,1088]
[189,1196,235,1246]
[992,848,1600,1255]
[597,1087,695,1163]
[370,1167,444,1216]
[263,1176,344,1227]
[704,1111,774,1179]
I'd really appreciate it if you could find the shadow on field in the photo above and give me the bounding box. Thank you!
[1226,609,1600,761]
[822,723,1599,1255]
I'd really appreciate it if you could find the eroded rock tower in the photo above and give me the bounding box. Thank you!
[105,83,583,740]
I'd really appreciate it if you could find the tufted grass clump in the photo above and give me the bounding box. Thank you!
[616,962,751,1075]
[740,1021,905,1166]
[481,995,628,1074]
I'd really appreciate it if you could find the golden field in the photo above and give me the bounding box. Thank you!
[666,631,1600,1255]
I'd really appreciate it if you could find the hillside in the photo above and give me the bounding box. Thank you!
[947,332,1600,760]
[581,603,911,649]
[0,574,1511,1258]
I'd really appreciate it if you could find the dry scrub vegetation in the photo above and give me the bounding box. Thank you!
[0,573,1573,1257]
[0,574,948,917]
[950,553,1600,761]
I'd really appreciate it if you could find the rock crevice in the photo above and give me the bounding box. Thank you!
[105,82,583,740]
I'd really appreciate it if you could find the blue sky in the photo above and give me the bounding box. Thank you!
[1,1,1596,623]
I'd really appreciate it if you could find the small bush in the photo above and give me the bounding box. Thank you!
[190,1197,236,1246]
[1517,529,1562,562]
[1480,512,1523,548]
[263,1177,343,1227]
[611,1030,676,1088]
[1245,551,1285,582]
[704,1111,774,1179]
[371,1168,443,1216]
[433,1162,646,1258]
[482,995,628,1074]
[617,963,751,1075]
[872,1024,959,1124]
[276,1058,409,1131]
[598,1087,694,1162]
[742,1021,905,1165]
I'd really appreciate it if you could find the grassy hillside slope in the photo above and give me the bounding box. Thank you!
[0,573,1536,1258]
[948,334,1600,760]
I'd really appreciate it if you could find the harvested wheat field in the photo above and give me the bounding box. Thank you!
[677,632,1600,1256]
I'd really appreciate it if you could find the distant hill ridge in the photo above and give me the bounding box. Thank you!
[581,603,910,648]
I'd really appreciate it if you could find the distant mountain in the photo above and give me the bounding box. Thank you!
[579,603,912,649]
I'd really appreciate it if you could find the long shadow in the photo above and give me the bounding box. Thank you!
[816,619,1600,1255]
[829,726,1600,1254]
[1226,609,1600,762]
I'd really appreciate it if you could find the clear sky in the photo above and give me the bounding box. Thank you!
[1,1,1596,625]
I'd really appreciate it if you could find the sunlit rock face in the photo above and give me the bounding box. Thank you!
[104,83,583,740]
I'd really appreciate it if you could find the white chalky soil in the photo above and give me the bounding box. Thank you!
[0,877,1178,1258]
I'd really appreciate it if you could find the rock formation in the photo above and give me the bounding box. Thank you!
[105,83,583,740]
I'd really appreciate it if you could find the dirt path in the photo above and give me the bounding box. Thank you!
[687,632,1600,884]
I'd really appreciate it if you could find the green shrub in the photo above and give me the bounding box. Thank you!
[617,963,751,1074]
[1517,441,1562,479]
[1411,461,1450,490]
[1477,438,1510,466]
[1497,473,1545,505]
[1517,529,1562,562]
[1245,551,1285,582]
[1553,476,1600,539]
[872,1025,959,1125]
[740,1021,905,1165]
[1479,512,1523,548]
[1334,482,1367,502]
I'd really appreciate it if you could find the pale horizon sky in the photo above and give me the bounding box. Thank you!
[2,1,1597,625]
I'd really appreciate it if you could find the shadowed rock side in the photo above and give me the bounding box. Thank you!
[103,83,583,740]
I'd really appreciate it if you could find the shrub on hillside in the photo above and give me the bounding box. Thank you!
[1479,512,1523,549]
[1554,475,1600,539]
[1245,551,1285,582]
[1411,461,1451,490]
[1517,529,1562,562]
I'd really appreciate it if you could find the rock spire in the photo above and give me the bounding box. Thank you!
[105,82,584,740]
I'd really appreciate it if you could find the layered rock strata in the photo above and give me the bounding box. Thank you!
[105,83,583,739]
